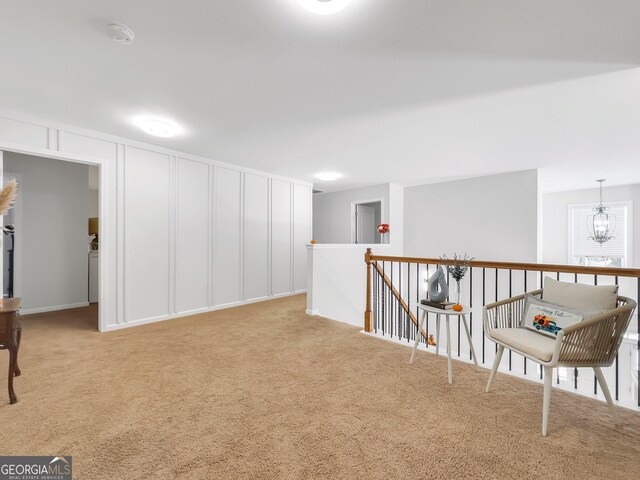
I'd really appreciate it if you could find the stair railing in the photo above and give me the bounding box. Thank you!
[363,248,640,407]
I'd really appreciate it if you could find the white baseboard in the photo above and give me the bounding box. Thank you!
[21,302,90,315]
[102,291,306,332]
[305,309,319,315]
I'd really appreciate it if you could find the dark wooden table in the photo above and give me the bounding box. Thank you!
[0,298,22,404]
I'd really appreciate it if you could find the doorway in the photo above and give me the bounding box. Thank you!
[353,200,383,244]
[1,151,100,330]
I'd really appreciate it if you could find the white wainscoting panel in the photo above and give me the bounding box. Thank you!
[214,167,242,305]
[243,173,270,300]
[0,116,48,149]
[176,157,210,313]
[293,184,312,292]
[0,110,312,331]
[124,146,171,322]
[59,131,117,162]
[271,179,292,295]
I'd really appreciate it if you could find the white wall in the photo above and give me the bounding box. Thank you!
[313,184,389,244]
[308,171,539,328]
[0,110,312,331]
[389,183,404,253]
[404,170,539,262]
[306,183,404,326]
[5,153,89,313]
[542,183,640,267]
[306,244,387,326]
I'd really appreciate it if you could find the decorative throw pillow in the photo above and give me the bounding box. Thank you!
[542,277,618,311]
[521,294,605,339]
[522,303,582,338]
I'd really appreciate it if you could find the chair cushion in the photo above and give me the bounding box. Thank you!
[491,328,557,362]
[543,277,618,311]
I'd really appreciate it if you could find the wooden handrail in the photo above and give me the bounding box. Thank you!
[364,250,639,334]
[369,254,640,278]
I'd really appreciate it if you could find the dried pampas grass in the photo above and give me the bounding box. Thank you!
[0,179,18,215]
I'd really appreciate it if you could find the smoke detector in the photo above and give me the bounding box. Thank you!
[106,23,135,44]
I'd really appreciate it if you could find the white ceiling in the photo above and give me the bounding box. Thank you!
[1,0,639,192]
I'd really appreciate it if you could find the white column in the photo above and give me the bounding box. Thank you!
[305,244,319,315]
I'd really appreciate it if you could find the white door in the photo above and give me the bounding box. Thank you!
[356,204,376,244]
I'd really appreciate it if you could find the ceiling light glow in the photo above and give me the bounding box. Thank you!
[296,0,353,15]
[315,172,343,181]
[106,23,135,44]
[134,117,178,138]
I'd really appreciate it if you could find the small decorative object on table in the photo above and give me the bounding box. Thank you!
[426,265,449,303]
[440,253,474,306]
[421,299,455,310]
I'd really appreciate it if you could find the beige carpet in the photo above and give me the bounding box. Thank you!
[1,295,639,479]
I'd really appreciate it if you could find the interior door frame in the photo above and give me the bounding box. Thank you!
[350,197,385,244]
[0,143,109,331]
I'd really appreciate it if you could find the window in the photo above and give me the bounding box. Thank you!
[569,202,632,268]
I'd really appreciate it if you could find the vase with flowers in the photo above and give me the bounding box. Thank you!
[377,223,389,243]
[440,253,474,306]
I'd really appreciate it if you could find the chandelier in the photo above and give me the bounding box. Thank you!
[587,179,616,245]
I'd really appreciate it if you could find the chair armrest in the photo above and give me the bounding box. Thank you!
[558,301,637,366]
[483,289,542,334]
[558,299,636,367]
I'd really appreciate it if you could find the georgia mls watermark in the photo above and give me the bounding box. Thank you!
[0,456,72,480]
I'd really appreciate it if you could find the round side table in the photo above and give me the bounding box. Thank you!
[410,303,479,384]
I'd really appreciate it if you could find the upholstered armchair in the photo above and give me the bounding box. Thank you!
[483,285,636,436]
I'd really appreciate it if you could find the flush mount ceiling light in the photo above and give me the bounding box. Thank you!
[106,23,135,44]
[315,172,343,181]
[135,118,178,138]
[296,0,353,15]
